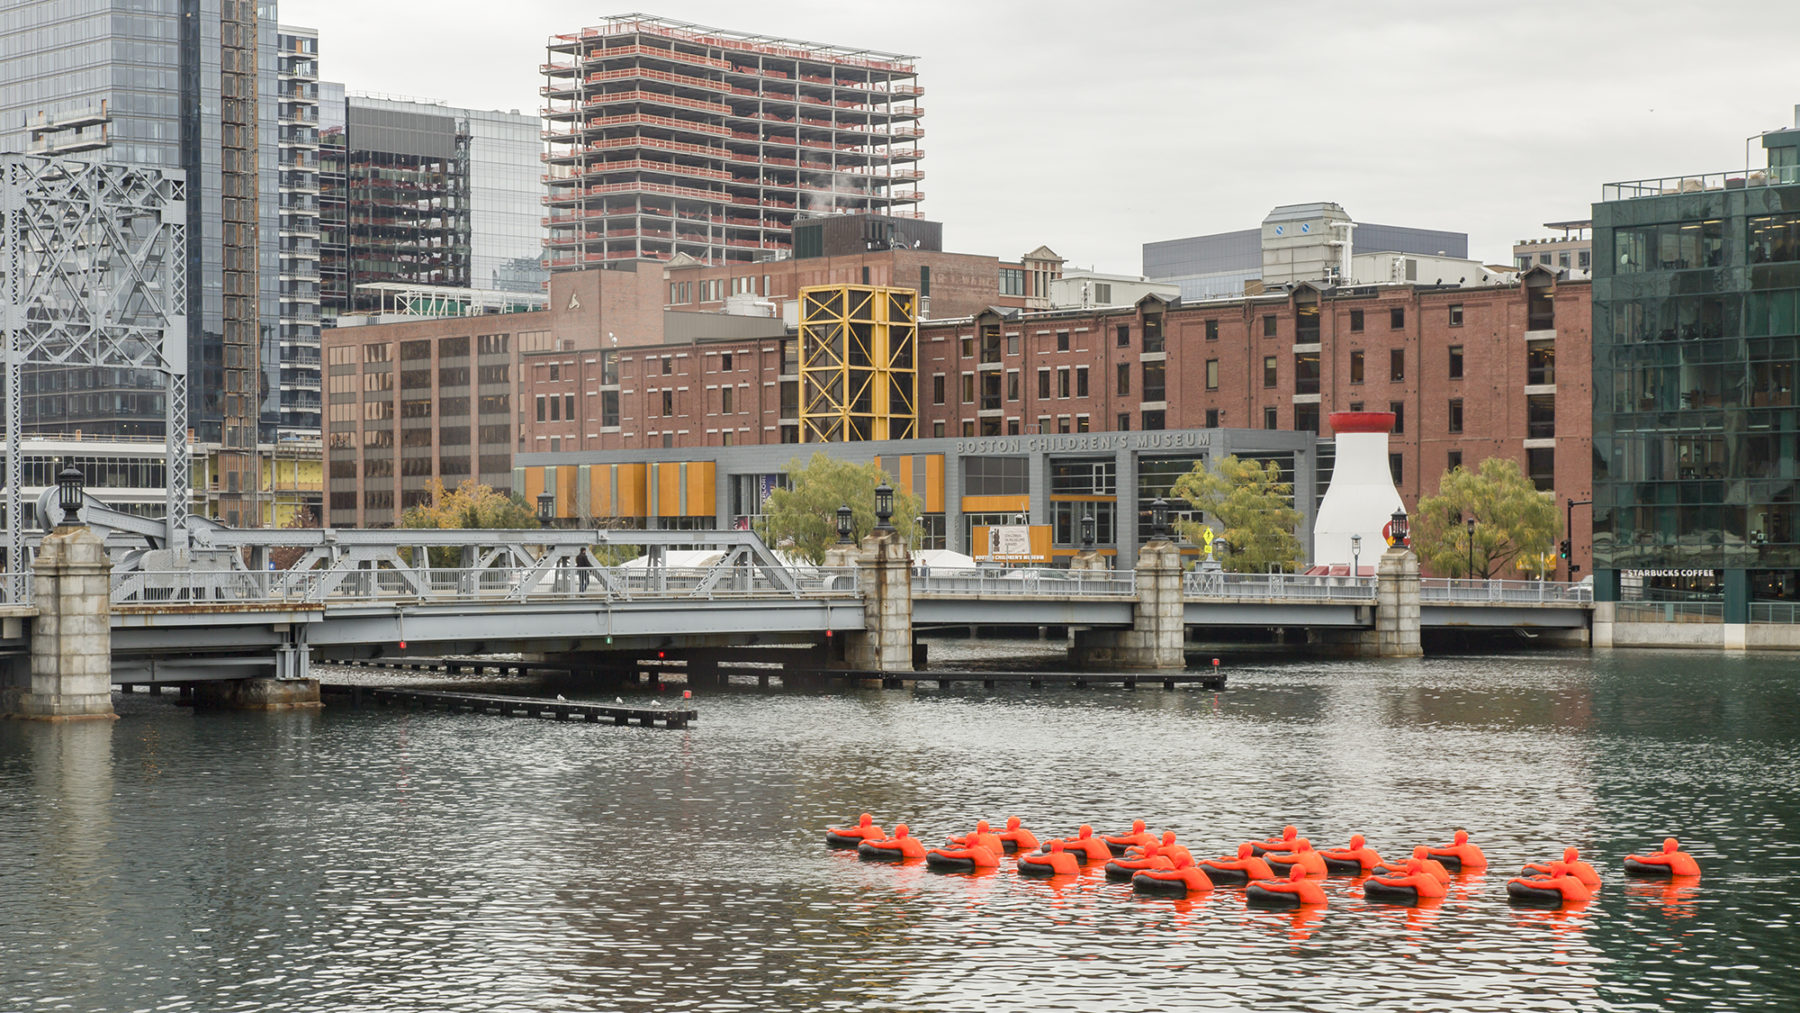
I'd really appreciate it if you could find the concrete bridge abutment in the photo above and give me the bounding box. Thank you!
[826,530,914,674]
[1362,546,1422,658]
[2,524,116,721]
[1069,540,1185,671]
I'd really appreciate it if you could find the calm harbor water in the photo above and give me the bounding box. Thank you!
[2,645,1797,1012]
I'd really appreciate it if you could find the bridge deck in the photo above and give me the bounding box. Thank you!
[319,684,695,728]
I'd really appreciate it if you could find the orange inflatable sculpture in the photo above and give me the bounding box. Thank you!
[1199,842,1277,883]
[1132,857,1214,897]
[994,816,1038,854]
[1051,824,1115,866]
[826,813,886,849]
[1265,839,1327,878]
[1130,831,1192,868]
[1373,847,1451,885]
[1363,858,1447,904]
[1018,840,1081,877]
[926,840,1001,873]
[1524,847,1600,889]
[1319,834,1383,875]
[1245,865,1328,907]
[1506,861,1593,906]
[946,820,1006,858]
[1624,837,1700,879]
[1103,819,1155,856]
[857,823,926,861]
[1251,825,1302,856]
[1105,845,1174,882]
[1426,829,1488,871]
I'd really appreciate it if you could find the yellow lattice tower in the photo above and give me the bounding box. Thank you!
[798,285,918,442]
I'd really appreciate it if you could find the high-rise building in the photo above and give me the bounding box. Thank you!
[317,92,545,321]
[1591,109,1800,619]
[0,0,280,525]
[541,14,924,269]
[276,25,323,440]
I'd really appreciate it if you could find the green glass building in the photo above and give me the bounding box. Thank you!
[1592,114,1800,619]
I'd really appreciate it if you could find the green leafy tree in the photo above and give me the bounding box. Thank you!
[400,479,540,567]
[756,452,922,564]
[1413,457,1560,578]
[1170,455,1302,573]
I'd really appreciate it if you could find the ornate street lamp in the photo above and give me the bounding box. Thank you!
[1150,497,1169,539]
[1466,516,1477,579]
[1351,533,1362,577]
[836,503,854,544]
[57,462,85,527]
[1080,508,1096,550]
[873,482,894,532]
[536,491,555,529]
[1389,508,1409,548]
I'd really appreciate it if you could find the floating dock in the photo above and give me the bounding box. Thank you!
[319,684,695,728]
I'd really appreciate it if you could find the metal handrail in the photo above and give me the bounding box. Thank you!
[915,567,1135,598]
[1420,578,1592,604]
[1184,571,1377,601]
[1615,600,1725,624]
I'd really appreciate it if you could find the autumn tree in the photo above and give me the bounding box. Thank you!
[1170,455,1303,573]
[756,452,922,564]
[400,479,541,567]
[1413,457,1560,578]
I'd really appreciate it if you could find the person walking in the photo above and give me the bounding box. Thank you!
[576,547,595,593]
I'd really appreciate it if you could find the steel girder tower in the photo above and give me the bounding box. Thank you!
[798,284,917,443]
[0,155,189,599]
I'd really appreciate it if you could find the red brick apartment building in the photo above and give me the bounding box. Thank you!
[326,262,1590,573]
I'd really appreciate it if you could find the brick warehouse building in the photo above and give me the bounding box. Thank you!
[325,260,1592,575]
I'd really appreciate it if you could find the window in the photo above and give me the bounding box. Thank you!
[1142,410,1164,431]
[1205,408,1219,428]
[1527,276,1555,329]
[1205,359,1219,390]
[1264,406,1278,429]
[548,363,559,381]
[1389,453,1403,484]
[1117,362,1130,396]
[1007,370,1020,401]
[1036,415,1050,434]
[662,357,673,375]
[721,386,734,414]
[933,420,945,438]
[1038,368,1050,399]
[1389,401,1404,433]
[1118,413,1130,431]
[1056,330,1070,352]
[961,373,975,404]
[963,456,1030,495]
[960,336,974,359]
[1350,309,1364,332]
[1528,393,1556,439]
[1205,319,1219,341]
[1447,449,1463,472]
[1057,416,1071,434]
[1007,333,1019,356]
[563,393,574,420]
[1390,349,1405,381]
[1117,324,1130,347]
[1294,403,1319,433]
[1142,362,1165,401]
[548,395,560,421]
[1579,250,1591,271]
[1527,341,1555,384]
[1294,351,1320,395]
[1448,398,1463,434]
[1448,345,1463,379]
[1007,419,1020,435]
[1350,349,1365,383]
[1076,366,1089,397]
[535,394,546,422]
[660,390,673,416]
[1143,317,1163,353]
[721,353,733,372]
[1349,402,1363,412]
[1449,304,1464,327]
[1527,447,1555,492]
[1093,283,1112,303]
[1390,307,1405,329]
[1057,367,1071,398]
[1263,355,1277,388]
[919,266,931,296]
[999,267,1026,296]
[963,420,976,437]
[1262,314,1277,338]
[933,374,945,405]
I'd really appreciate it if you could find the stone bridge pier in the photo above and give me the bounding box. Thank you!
[1069,538,1186,670]
[826,528,913,673]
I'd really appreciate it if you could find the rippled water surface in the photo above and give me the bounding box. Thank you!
[3,646,1798,1012]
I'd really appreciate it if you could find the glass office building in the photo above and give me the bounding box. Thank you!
[465,107,548,295]
[1591,118,1800,618]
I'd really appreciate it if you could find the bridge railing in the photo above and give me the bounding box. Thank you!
[914,567,1135,598]
[110,565,862,605]
[1184,571,1377,601]
[1420,578,1592,604]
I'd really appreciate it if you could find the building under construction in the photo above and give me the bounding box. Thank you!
[541,14,924,269]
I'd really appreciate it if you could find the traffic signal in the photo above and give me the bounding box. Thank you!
[1559,539,1571,560]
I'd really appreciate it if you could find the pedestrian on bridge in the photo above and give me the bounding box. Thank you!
[576,548,595,593]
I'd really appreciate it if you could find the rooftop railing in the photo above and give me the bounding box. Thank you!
[1602,165,1800,202]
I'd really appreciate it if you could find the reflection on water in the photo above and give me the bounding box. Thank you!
[0,649,1797,1011]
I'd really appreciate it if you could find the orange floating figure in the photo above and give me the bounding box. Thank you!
[1506,861,1593,906]
[1103,819,1155,857]
[857,823,926,861]
[1050,824,1115,866]
[1129,831,1192,867]
[1018,840,1081,877]
[1132,857,1214,897]
[926,840,1001,873]
[1372,847,1451,885]
[1250,825,1301,856]
[1265,839,1328,878]
[825,813,886,849]
[1363,858,1447,905]
[1199,842,1277,884]
[1624,837,1700,879]
[1105,845,1174,882]
[946,820,1006,858]
[1319,834,1383,875]
[1524,847,1601,889]
[994,816,1038,854]
[1426,829,1488,871]
[1245,865,1328,908]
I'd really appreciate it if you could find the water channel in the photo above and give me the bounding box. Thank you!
[2,644,1796,1012]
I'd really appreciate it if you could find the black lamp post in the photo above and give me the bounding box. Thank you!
[1351,533,1361,577]
[836,503,854,544]
[1150,497,1169,539]
[1389,508,1409,548]
[873,482,894,532]
[536,491,554,529]
[1080,508,1096,550]
[1466,516,1477,579]
[57,462,85,527]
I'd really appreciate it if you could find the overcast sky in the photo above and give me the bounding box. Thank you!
[284,0,1800,273]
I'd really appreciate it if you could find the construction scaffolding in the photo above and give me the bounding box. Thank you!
[798,284,916,443]
[0,155,190,598]
[541,14,923,269]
